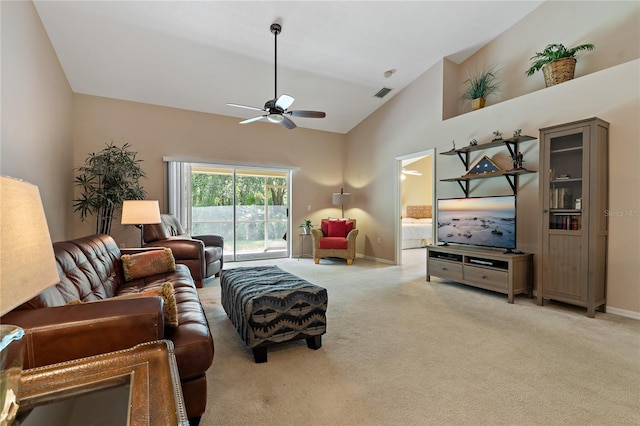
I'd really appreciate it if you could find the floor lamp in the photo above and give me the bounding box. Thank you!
[121,200,161,247]
[1,176,60,424]
[332,188,351,218]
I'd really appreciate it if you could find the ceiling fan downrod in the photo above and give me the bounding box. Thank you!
[270,23,281,102]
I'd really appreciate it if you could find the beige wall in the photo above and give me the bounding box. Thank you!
[72,95,347,250]
[347,1,640,315]
[0,0,73,241]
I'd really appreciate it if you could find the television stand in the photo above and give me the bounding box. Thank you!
[426,245,533,303]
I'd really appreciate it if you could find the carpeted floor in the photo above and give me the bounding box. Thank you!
[197,249,640,426]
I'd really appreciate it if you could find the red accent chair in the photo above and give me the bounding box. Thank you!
[311,219,358,265]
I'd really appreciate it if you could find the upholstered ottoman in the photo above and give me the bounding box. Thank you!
[220,266,328,363]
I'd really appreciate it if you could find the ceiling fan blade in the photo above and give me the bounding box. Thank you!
[289,110,326,118]
[239,115,266,124]
[275,94,294,111]
[226,103,265,112]
[280,115,297,130]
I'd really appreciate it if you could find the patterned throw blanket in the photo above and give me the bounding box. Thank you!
[220,266,328,349]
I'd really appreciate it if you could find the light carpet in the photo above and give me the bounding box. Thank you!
[197,249,640,426]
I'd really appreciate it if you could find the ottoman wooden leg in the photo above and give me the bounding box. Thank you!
[306,336,322,350]
[252,347,268,363]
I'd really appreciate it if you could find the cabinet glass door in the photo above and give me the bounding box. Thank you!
[547,130,584,231]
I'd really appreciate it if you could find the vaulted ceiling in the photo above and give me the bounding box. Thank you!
[34,1,543,134]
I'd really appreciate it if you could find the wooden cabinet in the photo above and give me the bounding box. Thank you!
[426,245,533,303]
[538,117,609,317]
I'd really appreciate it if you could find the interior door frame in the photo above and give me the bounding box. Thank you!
[395,148,437,265]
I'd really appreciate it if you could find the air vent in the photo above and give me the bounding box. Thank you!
[374,87,393,98]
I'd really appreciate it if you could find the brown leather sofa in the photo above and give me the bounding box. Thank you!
[0,234,214,424]
[143,214,224,287]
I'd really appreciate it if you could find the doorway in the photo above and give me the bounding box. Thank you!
[395,149,436,265]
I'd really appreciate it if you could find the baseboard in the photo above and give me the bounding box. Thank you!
[356,253,395,265]
[606,306,640,320]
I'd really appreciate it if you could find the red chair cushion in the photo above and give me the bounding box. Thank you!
[318,237,348,250]
[327,220,347,237]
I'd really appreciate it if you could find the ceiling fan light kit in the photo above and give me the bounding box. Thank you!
[226,23,326,129]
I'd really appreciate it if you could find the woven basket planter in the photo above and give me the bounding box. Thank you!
[542,57,577,87]
[471,97,486,111]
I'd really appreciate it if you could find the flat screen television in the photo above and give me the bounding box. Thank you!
[437,195,516,251]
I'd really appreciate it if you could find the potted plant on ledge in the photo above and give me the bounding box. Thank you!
[525,43,595,87]
[461,65,500,111]
[298,219,314,235]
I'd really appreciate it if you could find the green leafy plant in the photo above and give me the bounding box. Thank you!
[525,43,595,76]
[461,66,499,100]
[298,219,314,229]
[74,142,147,235]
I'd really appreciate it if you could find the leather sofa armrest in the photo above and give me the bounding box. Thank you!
[1,297,164,368]
[145,238,204,260]
[192,234,224,248]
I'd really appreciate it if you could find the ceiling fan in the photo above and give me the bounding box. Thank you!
[226,23,326,130]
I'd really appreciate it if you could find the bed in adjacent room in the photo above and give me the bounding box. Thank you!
[402,205,433,249]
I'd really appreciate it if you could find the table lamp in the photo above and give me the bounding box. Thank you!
[121,200,161,246]
[1,176,59,424]
[332,188,351,218]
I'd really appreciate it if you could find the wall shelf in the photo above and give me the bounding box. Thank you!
[440,135,537,197]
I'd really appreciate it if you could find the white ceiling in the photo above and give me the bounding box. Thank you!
[34,1,544,134]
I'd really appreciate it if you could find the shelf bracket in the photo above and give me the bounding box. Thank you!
[456,151,468,169]
[455,179,470,197]
[503,140,517,158]
[504,175,517,194]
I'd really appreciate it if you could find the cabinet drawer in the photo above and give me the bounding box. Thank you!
[428,259,463,281]
[464,266,508,289]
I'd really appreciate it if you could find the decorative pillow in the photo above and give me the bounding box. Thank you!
[344,220,354,235]
[328,220,347,237]
[121,248,176,282]
[321,220,330,236]
[115,282,178,327]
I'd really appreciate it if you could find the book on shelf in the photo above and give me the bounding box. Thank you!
[550,188,573,209]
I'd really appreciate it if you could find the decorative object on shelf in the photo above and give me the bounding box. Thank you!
[525,43,595,87]
[332,188,351,218]
[510,152,525,170]
[492,130,503,141]
[0,176,59,425]
[461,65,499,111]
[298,219,314,235]
[74,142,147,235]
[452,140,456,150]
[469,139,478,146]
[513,129,522,138]
[121,200,161,246]
[465,155,503,176]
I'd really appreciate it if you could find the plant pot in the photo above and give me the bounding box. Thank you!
[542,57,576,87]
[471,97,486,111]
[301,227,311,235]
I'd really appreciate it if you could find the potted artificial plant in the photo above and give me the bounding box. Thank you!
[525,43,595,87]
[298,219,314,235]
[74,142,147,235]
[461,65,500,111]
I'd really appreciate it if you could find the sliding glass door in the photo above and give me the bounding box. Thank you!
[175,163,290,262]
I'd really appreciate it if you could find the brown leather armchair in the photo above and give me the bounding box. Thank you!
[143,214,224,287]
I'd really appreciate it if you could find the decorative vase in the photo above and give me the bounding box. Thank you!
[471,97,486,111]
[542,57,576,87]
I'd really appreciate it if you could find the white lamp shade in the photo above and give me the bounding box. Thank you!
[120,200,161,225]
[332,192,351,205]
[1,176,59,316]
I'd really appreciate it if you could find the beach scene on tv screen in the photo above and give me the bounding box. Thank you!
[437,197,516,249]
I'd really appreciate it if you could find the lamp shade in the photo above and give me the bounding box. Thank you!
[332,192,351,206]
[0,176,59,316]
[120,200,161,225]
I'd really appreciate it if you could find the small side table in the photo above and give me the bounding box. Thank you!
[17,340,188,426]
[298,233,313,259]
